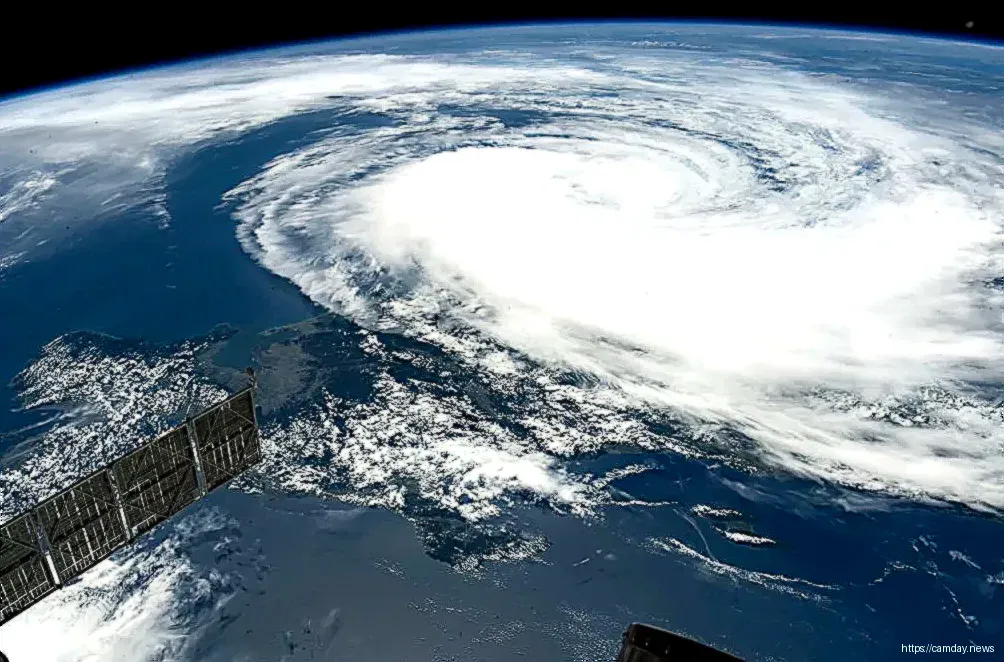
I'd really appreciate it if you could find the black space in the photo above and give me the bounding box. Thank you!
[1,9,1001,100]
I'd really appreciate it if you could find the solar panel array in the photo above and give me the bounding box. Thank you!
[0,387,260,627]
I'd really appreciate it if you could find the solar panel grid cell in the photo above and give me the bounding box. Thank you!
[194,390,261,491]
[35,472,128,582]
[113,426,201,536]
[0,515,57,624]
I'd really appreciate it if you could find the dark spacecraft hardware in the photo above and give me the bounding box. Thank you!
[617,623,743,661]
[0,380,261,628]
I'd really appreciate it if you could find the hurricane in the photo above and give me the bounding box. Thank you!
[219,48,1004,512]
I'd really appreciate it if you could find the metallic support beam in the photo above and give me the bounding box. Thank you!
[249,387,260,433]
[186,421,208,497]
[28,513,60,588]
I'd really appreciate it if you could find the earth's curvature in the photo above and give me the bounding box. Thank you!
[0,22,1003,661]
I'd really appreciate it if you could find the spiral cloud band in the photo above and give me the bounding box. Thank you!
[2,31,1002,518]
[225,48,1004,511]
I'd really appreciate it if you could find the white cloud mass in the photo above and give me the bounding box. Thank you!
[225,46,1004,511]
[2,31,1002,515]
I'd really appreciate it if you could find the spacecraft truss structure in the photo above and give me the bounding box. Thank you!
[0,386,261,626]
